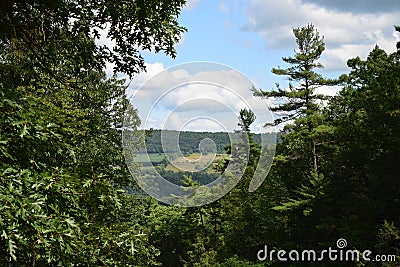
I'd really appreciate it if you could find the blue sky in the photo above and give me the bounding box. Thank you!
[142,0,292,91]
[123,0,400,132]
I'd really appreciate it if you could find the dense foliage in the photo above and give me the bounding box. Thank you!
[144,129,274,154]
[0,1,399,266]
[0,0,185,265]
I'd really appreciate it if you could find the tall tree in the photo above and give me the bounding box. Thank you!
[214,108,264,261]
[238,108,255,134]
[326,38,400,251]
[0,0,186,265]
[254,23,335,174]
[252,24,336,251]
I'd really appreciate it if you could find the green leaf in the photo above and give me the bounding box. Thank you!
[65,218,78,228]
[8,239,17,261]
[19,124,28,138]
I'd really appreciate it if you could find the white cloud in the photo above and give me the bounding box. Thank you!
[183,0,203,10]
[127,62,168,98]
[163,112,184,130]
[160,84,248,113]
[128,62,273,132]
[320,44,372,71]
[315,86,341,97]
[172,69,190,79]
[242,0,400,72]
[181,118,226,132]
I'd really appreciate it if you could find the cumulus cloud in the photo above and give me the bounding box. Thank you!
[132,65,255,107]
[242,0,400,71]
[127,62,169,97]
[128,62,273,132]
[161,85,248,113]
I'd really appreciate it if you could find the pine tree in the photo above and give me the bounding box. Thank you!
[252,25,336,248]
[254,23,335,174]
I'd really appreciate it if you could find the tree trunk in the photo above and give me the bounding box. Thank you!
[312,140,318,174]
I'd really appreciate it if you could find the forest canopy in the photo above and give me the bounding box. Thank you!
[0,1,399,266]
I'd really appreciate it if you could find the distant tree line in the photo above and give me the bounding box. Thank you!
[144,129,276,154]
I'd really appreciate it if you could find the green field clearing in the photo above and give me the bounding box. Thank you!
[133,153,165,163]
[133,153,229,173]
[165,153,229,173]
